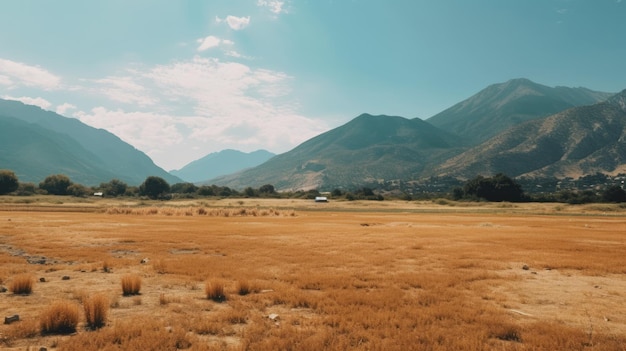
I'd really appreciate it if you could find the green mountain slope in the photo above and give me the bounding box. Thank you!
[209,114,463,190]
[433,89,626,179]
[426,78,614,145]
[0,99,181,185]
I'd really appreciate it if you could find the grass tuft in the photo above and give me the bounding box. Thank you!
[40,300,80,335]
[121,274,141,296]
[205,279,226,302]
[9,274,34,295]
[83,293,109,330]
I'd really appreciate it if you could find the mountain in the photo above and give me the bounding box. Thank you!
[0,99,181,186]
[209,113,463,190]
[433,89,626,179]
[426,78,614,145]
[171,149,275,183]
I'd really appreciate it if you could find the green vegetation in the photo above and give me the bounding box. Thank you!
[39,174,72,195]
[0,169,19,195]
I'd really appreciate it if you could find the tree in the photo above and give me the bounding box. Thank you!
[170,182,198,194]
[99,179,128,197]
[67,183,91,197]
[39,174,72,195]
[462,173,524,202]
[259,184,275,194]
[0,170,19,195]
[602,185,626,203]
[139,176,170,199]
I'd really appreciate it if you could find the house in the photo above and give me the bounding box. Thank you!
[315,196,328,203]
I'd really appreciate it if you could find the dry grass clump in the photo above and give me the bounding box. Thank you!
[83,293,109,329]
[237,280,252,295]
[105,206,295,217]
[40,300,81,335]
[121,274,142,296]
[9,274,34,295]
[205,279,226,302]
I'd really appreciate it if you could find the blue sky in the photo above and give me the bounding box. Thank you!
[1,0,625,170]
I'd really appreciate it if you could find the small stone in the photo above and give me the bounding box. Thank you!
[522,265,529,270]
[39,277,46,282]
[0,286,7,293]
[62,276,70,280]
[140,258,149,264]
[39,347,47,351]
[268,313,279,321]
[4,314,19,324]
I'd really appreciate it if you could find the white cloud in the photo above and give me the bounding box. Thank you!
[74,107,187,156]
[56,103,77,115]
[257,0,287,15]
[0,75,12,86]
[224,15,250,30]
[197,35,221,51]
[222,40,235,46]
[0,58,61,90]
[2,95,52,110]
[92,76,156,106]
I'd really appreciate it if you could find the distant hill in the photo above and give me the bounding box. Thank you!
[171,149,275,183]
[426,78,613,145]
[0,99,181,186]
[209,113,463,190]
[433,89,626,179]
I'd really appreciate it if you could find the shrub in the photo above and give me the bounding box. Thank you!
[237,280,251,296]
[40,301,80,334]
[205,280,226,302]
[0,169,19,195]
[83,293,109,329]
[121,274,142,296]
[9,274,33,295]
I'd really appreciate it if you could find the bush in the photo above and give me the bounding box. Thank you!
[40,301,80,334]
[83,293,109,329]
[139,176,170,199]
[0,169,19,195]
[39,174,72,195]
[121,274,142,296]
[9,274,33,295]
[205,280,226,302]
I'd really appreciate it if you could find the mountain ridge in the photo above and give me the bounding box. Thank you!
[0,99,181,186]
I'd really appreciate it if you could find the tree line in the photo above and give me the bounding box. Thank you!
[1,169,625,203]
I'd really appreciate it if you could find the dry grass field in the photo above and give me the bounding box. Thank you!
[1,197,626,350]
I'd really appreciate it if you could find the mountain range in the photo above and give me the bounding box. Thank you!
[171,149,275,183]
[0,99,181,186]
[211,79,619,190]
[2,78,623,191]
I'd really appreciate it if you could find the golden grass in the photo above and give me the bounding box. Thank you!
[121,274,141,296]
[1,200,626,350]
[83,293,109,329]
[40,300,81,335]
[205,279,227,302]
[8,274,34,295]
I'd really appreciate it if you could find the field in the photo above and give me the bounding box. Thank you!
[1,197,626,350]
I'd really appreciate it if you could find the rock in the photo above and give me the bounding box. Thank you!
[0,286,7,293]
[4,314,19,324]
[39,277,46,282]
[39,348,47,351]
[140,258,150,264]
[522,265,529,270]
[268,313,279,321]
[62,276,70,280]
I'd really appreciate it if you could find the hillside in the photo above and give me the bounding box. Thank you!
[171,149,275,183]
[433,89,626,179]
[209,113,463,190]
[426,78,614,145]
[0,99,181,186]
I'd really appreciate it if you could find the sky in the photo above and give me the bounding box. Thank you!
[1,0,625,171]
